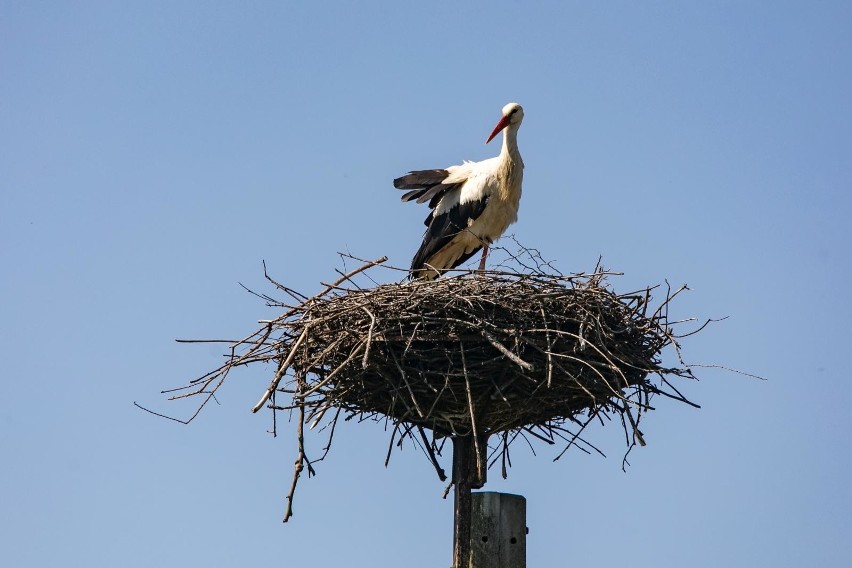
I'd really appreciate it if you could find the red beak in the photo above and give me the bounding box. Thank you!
[486,114,510,144]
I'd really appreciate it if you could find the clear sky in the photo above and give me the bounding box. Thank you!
[2,2,851,566]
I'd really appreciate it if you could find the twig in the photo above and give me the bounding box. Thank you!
[481,330,534,371]
[252,326,310,413]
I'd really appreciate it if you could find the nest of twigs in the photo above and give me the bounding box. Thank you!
[271,263,687,437]
[152,246,705,521]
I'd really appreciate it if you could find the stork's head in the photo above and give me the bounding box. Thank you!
[486,102,524,144]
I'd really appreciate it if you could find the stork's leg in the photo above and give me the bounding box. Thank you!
[477,245,489,272]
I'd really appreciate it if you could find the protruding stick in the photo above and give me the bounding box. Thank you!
[251,327,309,413]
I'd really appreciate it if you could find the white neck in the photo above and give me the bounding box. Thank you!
[496,122,524,202]
[501,124,520,157]
[501,124,522,163]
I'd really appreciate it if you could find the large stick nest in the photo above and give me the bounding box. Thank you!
[279,266,679,437]
[152,246,705,521]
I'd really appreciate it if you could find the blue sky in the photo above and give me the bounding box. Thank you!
[2,2,851,566]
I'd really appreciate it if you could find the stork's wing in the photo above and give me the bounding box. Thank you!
[395,168,466,211]
[410,191,489,273]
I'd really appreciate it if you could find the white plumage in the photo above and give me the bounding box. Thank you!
[395,102,525,279]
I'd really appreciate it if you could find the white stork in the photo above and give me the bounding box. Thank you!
[395,102,525,279]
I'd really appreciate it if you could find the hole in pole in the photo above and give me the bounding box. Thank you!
[510,537,518,544]
[481,535,489,543]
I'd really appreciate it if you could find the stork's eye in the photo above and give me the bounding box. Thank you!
[509,108,518,115]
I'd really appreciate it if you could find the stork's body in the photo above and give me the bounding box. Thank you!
[395,103,525,279]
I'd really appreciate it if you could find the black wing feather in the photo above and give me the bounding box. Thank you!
[400,189,424,202]
[410,196,489,274]
[394,169,449,189]
[395,169,463,206]
[413,183,453,204]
